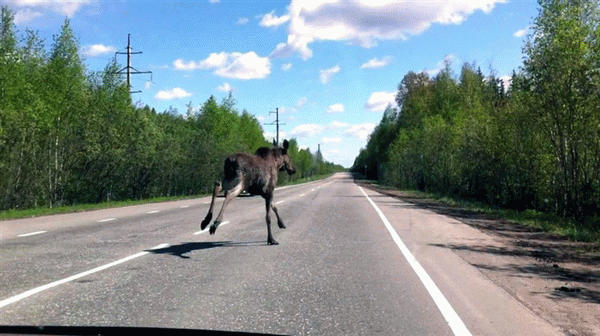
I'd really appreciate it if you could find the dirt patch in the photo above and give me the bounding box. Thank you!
[357,180,600,336]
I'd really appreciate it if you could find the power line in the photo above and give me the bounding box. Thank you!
[115,34,152,94]
[265,107,285,146]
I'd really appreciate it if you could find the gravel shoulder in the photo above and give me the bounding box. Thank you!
[357,180,600,336]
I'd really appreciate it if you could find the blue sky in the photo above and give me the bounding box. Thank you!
[7,0,538,167]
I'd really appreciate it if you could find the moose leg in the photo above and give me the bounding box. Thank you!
[201,181,222,230]
[271,204,286,229]
[209,179,243,235]
[264,194,278,245]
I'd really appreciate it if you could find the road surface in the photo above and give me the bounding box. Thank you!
[0,173,561,335]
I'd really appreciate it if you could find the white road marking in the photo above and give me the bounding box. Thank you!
[0,243,169,309]
[311,188,315,192]
[299,194,305,197]
[97,218,116,223]
[180,205,190,208]
[17,231,47,237]
[193,221,230,235]
[359,186,472,336]
[275,200,285,205]
[147,210,160,214]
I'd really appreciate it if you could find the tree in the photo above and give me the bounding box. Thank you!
[521,0,600,217]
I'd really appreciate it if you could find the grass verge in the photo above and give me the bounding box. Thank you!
[0,195,204,221]
[0,174,335,221]
[361,180,600,245]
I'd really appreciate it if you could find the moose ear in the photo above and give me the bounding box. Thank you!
[283,140,289,150]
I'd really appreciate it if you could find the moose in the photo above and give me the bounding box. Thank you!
[200,140,296,245]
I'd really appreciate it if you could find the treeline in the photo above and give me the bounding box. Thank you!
[0,7,342,211]
[352,0,600,223]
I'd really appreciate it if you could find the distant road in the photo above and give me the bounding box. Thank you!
[0,173,560,335]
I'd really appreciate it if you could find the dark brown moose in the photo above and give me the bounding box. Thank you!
[200,140,296,245]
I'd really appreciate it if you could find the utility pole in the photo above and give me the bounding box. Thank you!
[265,107,285,146]
[115,34,152,94]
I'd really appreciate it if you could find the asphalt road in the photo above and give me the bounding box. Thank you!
[0,173,562,335]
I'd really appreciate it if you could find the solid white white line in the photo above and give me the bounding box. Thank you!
[193,221,230,235]
[0,243,169,309]
[97,218,116,223]
[17,231,47,237]
[275,200,285,205]
[147,210,160,214]
[359,186,471,336]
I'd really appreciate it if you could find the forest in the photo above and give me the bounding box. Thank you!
[0,6,343,211]
[352,0,600,227]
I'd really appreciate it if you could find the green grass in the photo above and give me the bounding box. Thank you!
[279,173,335,187]
[0,194,204,221]
[0,174,334,221]
[370,181,600,244]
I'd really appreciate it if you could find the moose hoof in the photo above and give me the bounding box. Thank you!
[267,238,279,245]
[278,222,286,229]
[201,213,212,230]
[209,225,217,235]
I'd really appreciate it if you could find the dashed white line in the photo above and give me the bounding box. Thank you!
[147,210,160,214]
[193,221,230,235]
[311,188,315,192]
[0,243,169,309]
[97,218,116,223]
[17,231,47,237]
[359,186,471,336]
[299,194,305,197]
[180,205,190,208]
[275,200,285,205]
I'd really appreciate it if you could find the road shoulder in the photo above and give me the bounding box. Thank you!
[357,180,599,336]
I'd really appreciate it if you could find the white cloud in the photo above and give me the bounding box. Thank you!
[173,59,200,71]
[216,82,233,92]
[330,121,348,129]
[236,17,249,25]
[295,97,307,109]
[327,103,345,114]
[514,27,529,38]
[155,87,192,101]
[361,56,393,69]
[260,11,291,28]
[8,0,94,21]
[322,137,342,144]
[269,0,507,60]
[365,91,396,112]
[279,97,308,113]
[499,75,512,91]
[425,54,457,76]
[281,62,293,71]
[290,124,326,138]
[174,51,271,80]
[209,0,220,3]
[13,8,43,24]
[344,123,376,141]
[319,64,340,84]
[82,44,117,57]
